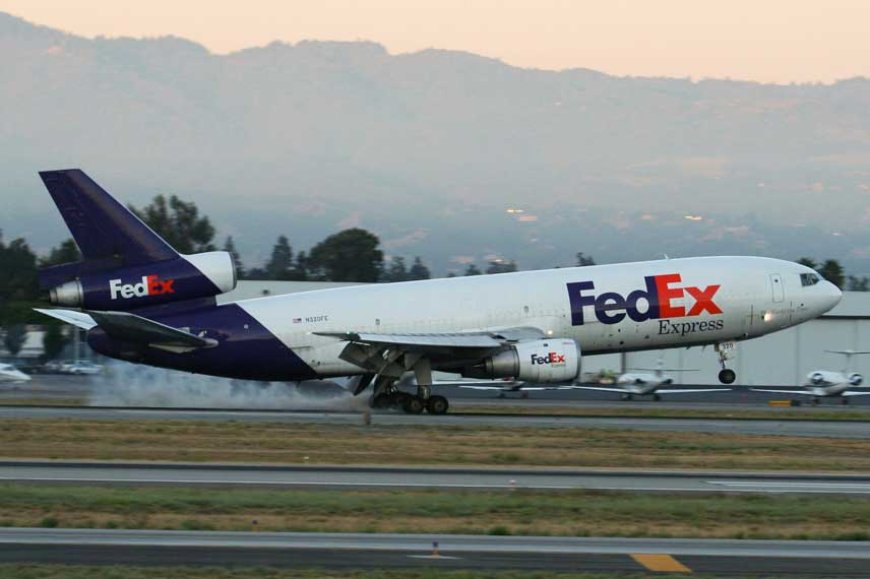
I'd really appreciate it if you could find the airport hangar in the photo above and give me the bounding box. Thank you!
[221,281,870,388]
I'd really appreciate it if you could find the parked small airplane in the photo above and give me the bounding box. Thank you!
[572,360,728,400]
[752,350,870,404]
[0,363,31,383]
[34,169,842,414]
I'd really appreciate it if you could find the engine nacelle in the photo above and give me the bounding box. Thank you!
[809,372,826,385]
[848,373,863,386]
[49,252,236,310]
[478,339,581,383]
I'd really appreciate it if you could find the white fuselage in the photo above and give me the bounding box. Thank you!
[234,256,841,379]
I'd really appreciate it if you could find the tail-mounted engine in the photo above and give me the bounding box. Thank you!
[471,338,581,383]
[46,252,236,311]
[848,372,863,386]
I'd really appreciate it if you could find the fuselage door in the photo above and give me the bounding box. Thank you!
[770,273,784,303]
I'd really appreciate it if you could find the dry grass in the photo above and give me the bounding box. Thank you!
[0,567,635,579]
[455,404,870,421]
[0,419,868,471]
[1,484,867,541]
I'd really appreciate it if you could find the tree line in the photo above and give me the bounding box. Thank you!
[2,193,868,359]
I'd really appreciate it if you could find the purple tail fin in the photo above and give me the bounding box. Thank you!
[38,169,181,290]
[38,169,236,310]
[39,169,178,265]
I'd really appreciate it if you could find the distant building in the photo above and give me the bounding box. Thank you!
[588,292,870,386]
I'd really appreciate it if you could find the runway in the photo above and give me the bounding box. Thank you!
[0,460,867,495]
[1,405,868,438]
[0,528,867,575]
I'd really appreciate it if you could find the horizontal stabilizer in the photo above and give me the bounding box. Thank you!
[87,310,216,349]
[33,308,97,330]
[36,307,215,350]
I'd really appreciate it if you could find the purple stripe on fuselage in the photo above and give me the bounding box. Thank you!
[88,303,317,381]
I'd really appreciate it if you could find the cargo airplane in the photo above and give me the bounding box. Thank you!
[34,170,842,414]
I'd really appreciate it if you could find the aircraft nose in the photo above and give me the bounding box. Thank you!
[821,281,843,313]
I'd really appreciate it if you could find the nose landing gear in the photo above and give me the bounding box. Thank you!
[716,342,737,384]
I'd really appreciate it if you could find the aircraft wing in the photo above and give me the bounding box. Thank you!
[842,391,870,397]
[750,388,814,396]
[570,385,629,393]
[315,327,547,373]
[652,388,732,394]
[315,326,546,350]
[315,331,503,349]
[458,383,574,391]
[36,308,216,352]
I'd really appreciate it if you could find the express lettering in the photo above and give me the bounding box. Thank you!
[109,275,175,300]
[566,273,721,326]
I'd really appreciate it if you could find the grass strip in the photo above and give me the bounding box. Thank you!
[1,484,867,540]
[0,567,664,579]
[0,419,868,471]
[2,398,869,422]
[455,404,870,421]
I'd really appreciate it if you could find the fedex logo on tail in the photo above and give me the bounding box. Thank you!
[566,273,722,326]
[109,275,175,300]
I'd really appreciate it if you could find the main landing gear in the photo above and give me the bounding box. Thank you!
[368,362,450,415]
[371,390,449,414]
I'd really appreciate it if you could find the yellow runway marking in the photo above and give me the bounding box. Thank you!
[631,553,692,573]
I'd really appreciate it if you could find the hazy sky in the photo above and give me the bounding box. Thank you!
[1,0,867,83]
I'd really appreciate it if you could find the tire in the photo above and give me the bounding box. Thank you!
[426,395,449,415]
[371,393,392,409]
[402,396,425,414]
[718,369,736,384]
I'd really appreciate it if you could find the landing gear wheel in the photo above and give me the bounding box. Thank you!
[402,396,425,414]
[841,398,850,405]
[718,369,736,384]
[621,393,633,401]
[653,394,662,401]
[392,391,411,409]
[371,393,392,409]
[812,397,820,406]
[426,395,449,415]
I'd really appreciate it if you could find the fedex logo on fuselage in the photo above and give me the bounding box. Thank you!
[109,275,175,300]
[566,273,722,326]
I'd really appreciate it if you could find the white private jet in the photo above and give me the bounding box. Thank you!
[572,360,728,400]
[752,350,870,405]
[0,363,31,383]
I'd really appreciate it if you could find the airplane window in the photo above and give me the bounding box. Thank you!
[800,273,820,287]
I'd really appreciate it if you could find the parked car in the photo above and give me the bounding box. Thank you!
[64,361,103,375]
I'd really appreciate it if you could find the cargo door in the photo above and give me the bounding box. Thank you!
[770,273,784,303]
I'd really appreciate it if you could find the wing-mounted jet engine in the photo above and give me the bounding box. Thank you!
[470,338,581,383]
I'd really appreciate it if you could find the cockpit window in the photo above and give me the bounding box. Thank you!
[800,272,821,287]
